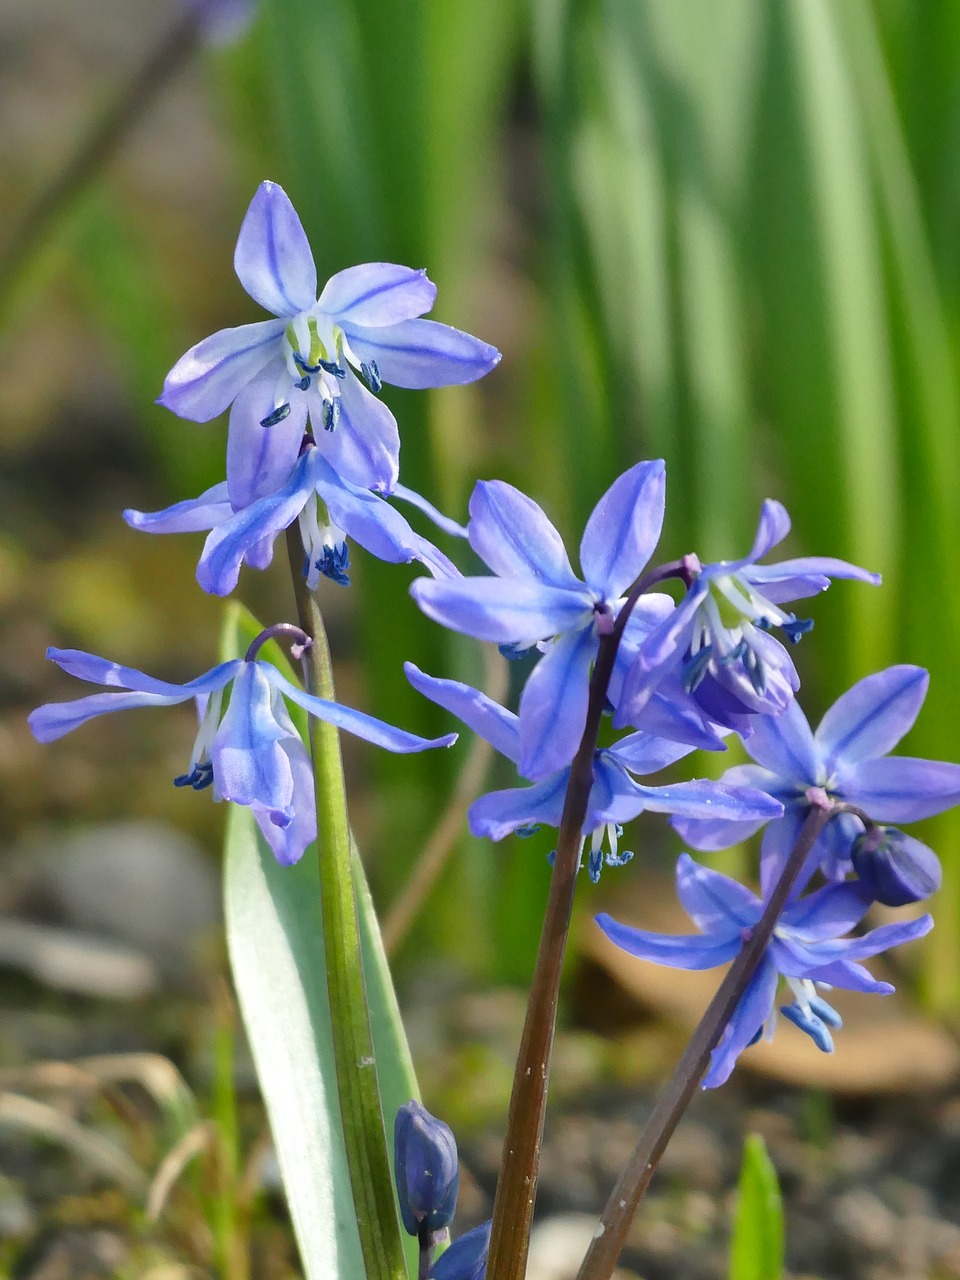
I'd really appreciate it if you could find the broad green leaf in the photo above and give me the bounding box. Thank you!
[221,604,419,1279]
[729,1133,784,1280]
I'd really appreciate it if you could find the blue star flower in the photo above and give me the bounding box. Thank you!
[158,181,500,498]
[615,500,880,734]
[29,647,456,867]
[411,461,677,778]
[597,854,932,1087]
[671,665,960,899]
[404,664,782,882]
[124,443,461,596]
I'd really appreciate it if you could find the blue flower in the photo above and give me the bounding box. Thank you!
[29,647,456,867]
[616,501,879,734]
[158,181,500,498]
[597,854,932,1086]
[672,665,960,898]
[124,444,461,596]
[405,664,782,882]
[394,1100,459,1237]
[430,1222,491,1280]
[411,461,674,777]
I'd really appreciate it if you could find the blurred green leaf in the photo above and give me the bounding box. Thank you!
[729,1132,784,1280]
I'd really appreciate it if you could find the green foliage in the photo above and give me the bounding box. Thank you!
[729,1133,785,1280]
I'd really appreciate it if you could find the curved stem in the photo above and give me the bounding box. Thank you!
[576,801,834,1280]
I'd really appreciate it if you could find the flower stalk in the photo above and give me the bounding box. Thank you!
[284,528,408,1280]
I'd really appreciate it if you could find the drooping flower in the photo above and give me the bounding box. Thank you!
[394,1101,459,1238]
[672,665,960,898]
[615,500,880,735]
[124,444,460,595]
[405,664,782,882]
[430,1221,491,1280]
[159,181,500,498]
[29,645,456,866]
[411,461,677,777]
[597,854,932,1086]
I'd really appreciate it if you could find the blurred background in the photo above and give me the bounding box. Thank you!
[2,1,960,1277]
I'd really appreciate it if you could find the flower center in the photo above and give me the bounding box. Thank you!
[298,495,350,590]
[173,686,225,791]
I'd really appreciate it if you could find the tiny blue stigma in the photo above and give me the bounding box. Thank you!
[316,544,351,587]
[681,645,713,693]
[782,616,814,644]
[361,360,382,394]
[323,399,340,432]
[260,403,291,428]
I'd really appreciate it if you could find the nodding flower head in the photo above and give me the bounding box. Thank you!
[394,1100,460,1237]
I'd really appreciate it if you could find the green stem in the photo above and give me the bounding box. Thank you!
[285,530,408,1280]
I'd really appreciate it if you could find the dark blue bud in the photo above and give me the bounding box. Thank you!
[394,1100,459,1237]
[781,616,814,644]
[851,826,942,906]
[361,359,382,394]
[260,403,291,428]
[430,1221,491,1280]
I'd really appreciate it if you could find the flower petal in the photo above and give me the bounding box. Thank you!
[467,480,579,586]
[594,913,741,970]
[720,500,791,574]
[674,853,760,932]
[634,779,783,824]
[316,370,400,493]
[124,483,232,535]
[779,882,873,940]
[315,456,435,564]
[703,959,780,1088]
[251,700,317,866]
[672,766,780,851]
[159,319,286,421]
[468,771,569,841]
[260,665,457,753]
[226,371,308,508]
[212,662,293,813]
[410,576,592,644]
[742,696,821,782]
[41,648,238,696]
[403,662,520,763]
[392,484,468,538]
[745,556,881,600]
[233,181,317,316]
[318,264,436,326]
[579,459,666,600]
[815,665,929,767]
[607,731,696,776]
[837,756,960,821]
[518,626,596,778]
[342,318,500,388]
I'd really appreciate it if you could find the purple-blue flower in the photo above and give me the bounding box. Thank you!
[29,647,456,867]
[394,1100,459,1237]
[124,444,460,596]
[616,500,879,734]
[430,1221,491,1280]
[597,854,932,1086]
[158,181,500,498]
[405,664,782,882]
[411,461,671,777]
[672,665,960,898]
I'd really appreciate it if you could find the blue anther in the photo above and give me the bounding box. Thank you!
[260,403,291,428]
[780,1002,835,1053]
[721,639,748,665]
[323,399,340,432]
[293,352,323,374]
[756,616,773,631]
[588,848,604,883]
[318,358,346,379]
[173,760,214,791]
[605,848,634,869]
[782,616,814,644]
[744,646,767,696]
[546,849,557,867]
[295,375,311,391]
[498,641,533,661]
[316,543,351,587]
[515,824,541,838]
[360,360,382,394]
[680,645,713,693]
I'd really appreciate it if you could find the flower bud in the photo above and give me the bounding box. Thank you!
[851,826,942,906]
[430,1221,491,1280]
[394,1100,459,1237]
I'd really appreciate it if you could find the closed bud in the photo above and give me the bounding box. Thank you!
[430,1221,491,1280]
[851,826,942,906]
[394,1100,460,1237]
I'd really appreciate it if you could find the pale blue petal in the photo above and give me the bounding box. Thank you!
[234,181,317,316]
[251,701,317,866]
[226,370,308,508]
[626,685,729,751]
[158,318,286,421]
[403,662,521,763]
[759,807,809,898]
[745,555,881,594]
[316,370,400,493]
[595,913,740,970]
[798,959,893,994]
[579,459,666,600]
[607,731,695,776]
[467,480,579,586]
[674,853,760,932]
[315,456,434,564]
[342,318,501,388]
[775,913,932,972]
[392,484,468,538]
[584,756,650,829]
[779,882,872,940]
[30,689,197,741]
[673,765,778,850]
[410,576,592,644]
[633,779,783,824]
[518,626,596,778]
[838,756,960,821]
[42,647,238,696]
[634,587,704,674]
[815,665,929,767]
[211,663,292,812]
[261,665,458,753]
[318,263,436,326]
[742,696,821,782]
[703,959,780,1088]
[718,500,791,575]
[124,483,232,534]
[468,771,569,840]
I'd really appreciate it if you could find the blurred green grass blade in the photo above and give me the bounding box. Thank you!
[221,603,419,1279]
[729,1133,784,1280]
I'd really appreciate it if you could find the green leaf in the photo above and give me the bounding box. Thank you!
[221,604,419,1280]
[729,1133,784,1280]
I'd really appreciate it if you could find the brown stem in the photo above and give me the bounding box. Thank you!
[576,802,834,1280]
